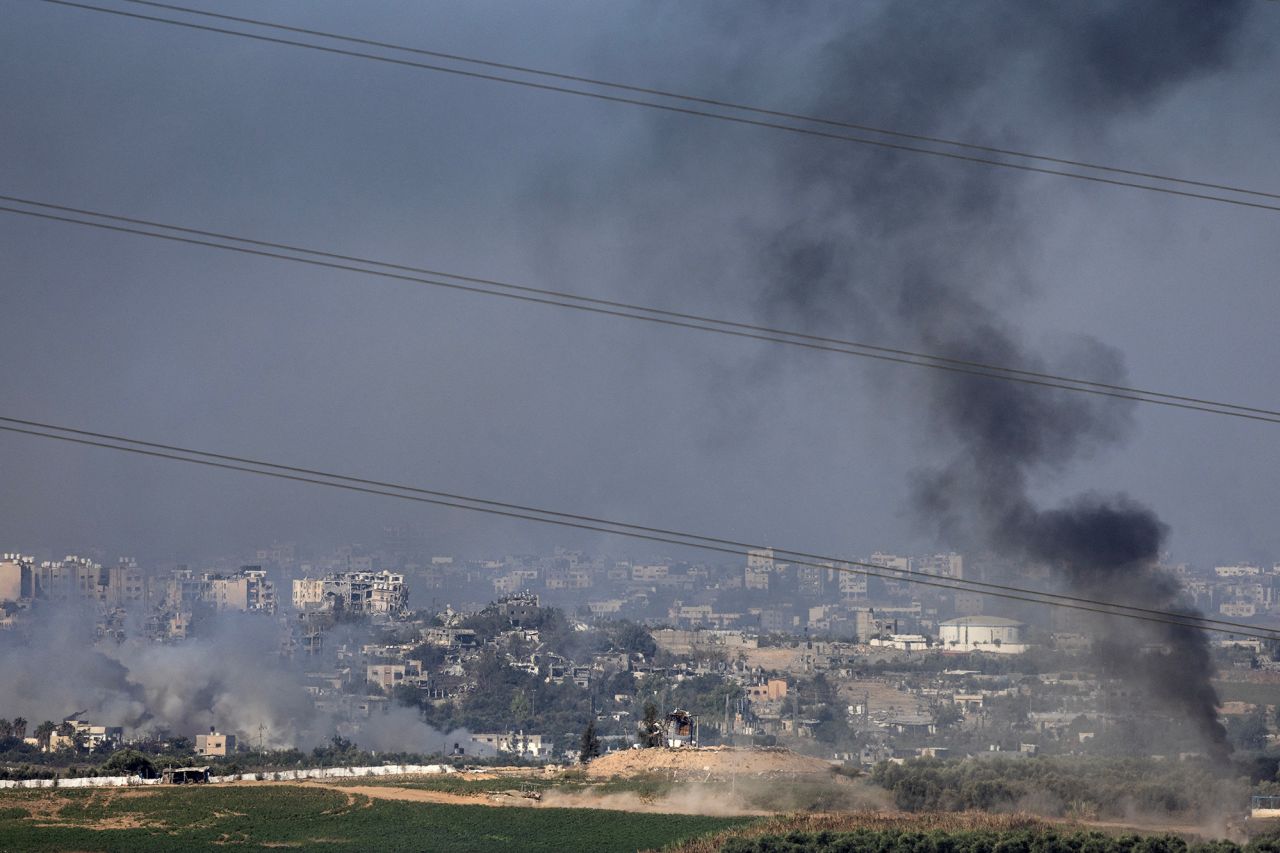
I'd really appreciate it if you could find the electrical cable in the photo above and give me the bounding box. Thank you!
[99,0,1280,205]
[33,0,1280,214]
[2,197,1278,425]
[0,415,1272,642]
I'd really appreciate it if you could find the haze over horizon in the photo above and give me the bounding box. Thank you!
[2,0,1278,569]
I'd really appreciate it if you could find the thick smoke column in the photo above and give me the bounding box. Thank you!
[737,1,1248,758]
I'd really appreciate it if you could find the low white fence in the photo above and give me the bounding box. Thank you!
[0,763,457,790]
[0,774,161,790]
[219,763,458,783]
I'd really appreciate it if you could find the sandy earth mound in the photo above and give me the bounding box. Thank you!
[585,746,835,779]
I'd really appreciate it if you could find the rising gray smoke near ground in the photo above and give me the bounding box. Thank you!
[0,609,465,752]
[736,1,1247,759]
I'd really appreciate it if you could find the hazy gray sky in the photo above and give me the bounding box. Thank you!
[1,0,1277,567]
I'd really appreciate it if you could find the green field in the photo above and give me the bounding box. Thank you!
[0,785,749,853]
[1214,682,1280,705]
[329,771,679,800]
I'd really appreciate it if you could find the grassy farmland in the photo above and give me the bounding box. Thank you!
[1214,681,1280,705]
[0,784,749,853]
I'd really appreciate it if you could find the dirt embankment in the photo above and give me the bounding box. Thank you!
[585,746,836,780]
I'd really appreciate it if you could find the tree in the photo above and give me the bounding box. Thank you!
[578,720,601,764]
[55,721,82,751]
[638,702,663,748]
[613,621,657,658]
[1228,709,1269,752]
[0,720,11,741]
[509,690,532,721]
[34,721,56,751]
[11,718,26,740]
[100,749,157,779]
[935,705,964,729]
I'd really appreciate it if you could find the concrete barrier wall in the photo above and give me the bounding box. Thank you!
[0,774,163,789]
[211,764,456,783]
[0,763,458,790]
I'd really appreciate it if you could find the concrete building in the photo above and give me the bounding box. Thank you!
[747,679,789,702]
[468,731,548,758]
[497,592,539,626]
[1216,564,1261,578]
[34,556,102,603]
[837,568,869,599]
[917,552,964,580]
[869,552,911,575]
[102,559,145,607]
[292,577,325,610]
[0,555,34,603]
[367,661,421,691]
[56,719,123,751]
[938,615,1029,654]
[195,729,237,757]
[871,633,930,651]
[207,567,275,613]
[664,709,698,748]
[744,548,774,591]
[292,571,407,617]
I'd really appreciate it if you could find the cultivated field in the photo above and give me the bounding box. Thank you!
[0,784,749,852]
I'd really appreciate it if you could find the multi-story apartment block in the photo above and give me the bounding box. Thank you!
[837,566,868,600]
[102,559,145,607]
[367,660,422,691]
[744,549,774,591]
[207,567,276,613]
[291,571,407,617]
[631,563,670,582]
[34,555,102,603]
[0,554,34,603]
[916,552,964,579]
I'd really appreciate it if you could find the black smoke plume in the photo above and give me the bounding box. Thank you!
[738,0,1249,759]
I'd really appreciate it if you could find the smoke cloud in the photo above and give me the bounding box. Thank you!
[728,1,1249,757]
[0,607,462,753]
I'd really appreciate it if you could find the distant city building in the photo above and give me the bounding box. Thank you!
[744,548,774,590]
[34,555,102,604]
[102,559,145,607]
[916,552,964,580]
[468,731,548,758]
[291,571,407,618]
[493,592,540,626]
[870,634,931,651]
[0,554,34,603]
[367,661,422,691]
[938,616,1028,654]
[48,719,124,752]
[747,679,789,702]
[208,567,276,613]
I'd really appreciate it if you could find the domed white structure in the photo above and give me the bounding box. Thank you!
[938,615,1029,654]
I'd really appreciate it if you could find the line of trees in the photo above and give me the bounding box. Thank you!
[722,829,1274,853]
[869,756,1245,819]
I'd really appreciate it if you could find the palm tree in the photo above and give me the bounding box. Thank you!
[12,717,27,739]
[0,719,12,741]
[34,721,56,751]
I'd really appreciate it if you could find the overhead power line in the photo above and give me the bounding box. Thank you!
[37,0,1280,214]
[3,194,1278,425]
[0,414,1273,642]
[103,0,1280,205]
